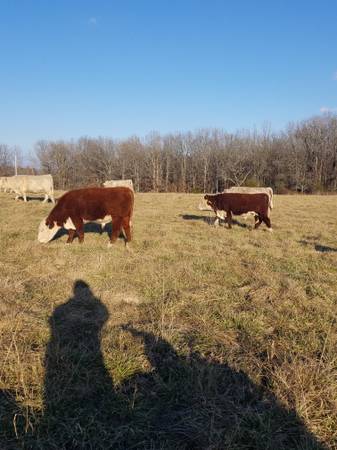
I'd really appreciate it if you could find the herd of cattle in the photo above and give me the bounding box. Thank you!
[0,174,274,245]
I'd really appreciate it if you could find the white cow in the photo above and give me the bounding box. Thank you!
[6,174,55,203]
[226,186,273,209]
[0,177,8,192]
[103,179,134,191]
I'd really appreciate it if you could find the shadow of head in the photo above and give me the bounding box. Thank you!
[49,279,109,334]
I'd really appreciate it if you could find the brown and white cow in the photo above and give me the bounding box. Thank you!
[204,192,272,230]
[38,187,134,246]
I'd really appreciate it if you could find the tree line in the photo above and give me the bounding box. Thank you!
[1,114,337,193]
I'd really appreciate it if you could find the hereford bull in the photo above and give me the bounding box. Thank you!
[103,179,134,191]
[204,192,272,230]
[38,187,134,246]
[6,174,55,203]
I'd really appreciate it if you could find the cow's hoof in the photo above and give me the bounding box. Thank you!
[107,242,113,248]
[267,228,273,233]
[125,243,133,252]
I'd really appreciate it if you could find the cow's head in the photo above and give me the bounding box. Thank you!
[45,216,55,229]
[204,194,215,209]
[37,216,61,243]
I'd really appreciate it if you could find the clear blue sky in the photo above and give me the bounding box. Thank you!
[1,0,337,155]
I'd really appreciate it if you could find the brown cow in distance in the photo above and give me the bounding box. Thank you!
[38,187,134,246]
[204,192,272,230]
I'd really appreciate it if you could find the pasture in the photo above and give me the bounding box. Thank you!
[0,192,336,449]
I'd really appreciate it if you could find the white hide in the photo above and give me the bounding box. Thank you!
[226,186,273,209]
[7,174,55,203]
[63,216,112,230]
[103,179,134,191]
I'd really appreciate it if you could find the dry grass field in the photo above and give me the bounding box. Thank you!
[0,192,336,449]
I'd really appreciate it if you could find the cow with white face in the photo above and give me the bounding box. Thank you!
[38,187,134,246]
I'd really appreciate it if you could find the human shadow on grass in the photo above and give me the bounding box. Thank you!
[4,280,327,449]
[118,326,327,450]
[180,214,249,228]
[25,280,124,449]
[0,389,27,450]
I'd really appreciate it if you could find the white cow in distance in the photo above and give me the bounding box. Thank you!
[0,177,8,192]
[226,186,273,209]
[103,179,134,191]
[6,174,55,203]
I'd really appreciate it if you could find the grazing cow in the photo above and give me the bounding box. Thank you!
[103,179,134,191]
[6,174,55,203]
[38,187,134,246]
[204,192,272,230]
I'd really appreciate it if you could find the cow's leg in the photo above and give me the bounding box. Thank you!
[226,211,232,229]
[50,194,55,204]
[43,194,48,203]
[262,216,273,231]
[254,215,262,229]
[71,216,84,243]
[108,217,123,247]
[122,216,132,244]
[66,229,77,244]
[23,193,27,202]
[214,217,220,227]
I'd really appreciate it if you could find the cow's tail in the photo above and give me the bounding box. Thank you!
[49,175,55,203]
[129,188,135,227]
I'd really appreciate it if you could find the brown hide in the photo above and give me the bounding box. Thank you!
[45,187,134,244]
[204,192,271,229]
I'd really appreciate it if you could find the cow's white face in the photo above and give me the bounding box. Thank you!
[37,218,61,243]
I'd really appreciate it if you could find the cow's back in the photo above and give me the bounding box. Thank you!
[55,187,134,221]
[216,192,269,214]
